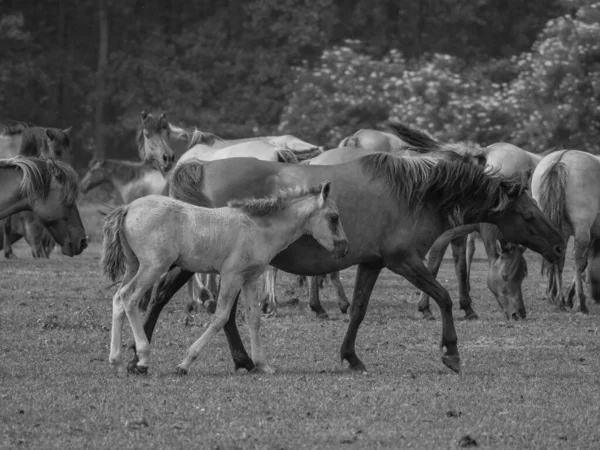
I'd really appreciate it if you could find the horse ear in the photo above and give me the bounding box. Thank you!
[45,129,55,141]
[63,126,72,135]
[46,158,61,177]
[161,112,168,120]
[495,239,504,255]
[320,181,332,204]
[141,110,149,122]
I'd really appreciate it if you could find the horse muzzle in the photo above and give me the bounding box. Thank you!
[333,240,349,259]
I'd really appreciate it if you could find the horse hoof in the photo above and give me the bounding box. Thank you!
[316,312,330,320]
[578,306,589,314]
[175,366,188,376]
[421,311,435,321]
[442,354,461,374]
[347,361,367,372]
[251,364,276,375]
[128,365,148,375]
[339,306,349,314]
[464,311,479,320]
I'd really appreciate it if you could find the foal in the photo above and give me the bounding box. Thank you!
[101,183,348,375]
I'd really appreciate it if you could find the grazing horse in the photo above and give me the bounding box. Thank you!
[80,158,166,204]
[532,150,600,313]
[0,122,73,259]
[0,157,87,256]
[131,155,564,375]
[101,183,348,375]
[0,213,55,258]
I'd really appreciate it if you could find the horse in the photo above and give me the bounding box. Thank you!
[1,122,73,259]
[0,213,55,259]
[414,142,546,320]
[337,128,408,154]
[0,157,87,256]
[129,154,564,375]
[137,110,189,172]
[172,129,324,313]
[532,150,600,313]
[80,158,167,204]
[101,183,348,375]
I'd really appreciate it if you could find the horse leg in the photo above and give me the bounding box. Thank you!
[3,218,16,259]
[261,266,277,315]
[587,239,600,303]
[329,271,350,314]
[109,269,134,375]
[340,262,383,371]
[451,236,477,320]
[572,231,591,313]
[23,220,44,259]
[176,274,243,375]
[466,232,476,293]
[308,275,328,319]
[386,254,460,373]
[202,274,218,313]
[418,238,450,320]
[242,276,274,374]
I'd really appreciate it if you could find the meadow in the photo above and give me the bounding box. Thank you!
[1,238,600,449]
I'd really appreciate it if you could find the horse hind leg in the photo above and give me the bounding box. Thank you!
[418,237,450,320]
[308,275,329,319]
[571,230,591,314]
[177,273,244,375]
[109,267,137,375]
[451,236,477,320]
[329,271,350,314]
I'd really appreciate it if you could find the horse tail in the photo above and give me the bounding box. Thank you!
[101,205,134,282]
[169,160,214,207]
[384,121,440,151]
[538,151,570,275]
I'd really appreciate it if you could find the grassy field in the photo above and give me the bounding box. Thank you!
[1,241,600,449]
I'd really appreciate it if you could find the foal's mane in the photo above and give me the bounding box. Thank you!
[359,153,528,223]
[0,122,71,157]
[228,184,324,217]
[136,112,170,159]
[0,156,79,204]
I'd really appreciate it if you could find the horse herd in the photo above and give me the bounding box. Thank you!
[1,110,597,377]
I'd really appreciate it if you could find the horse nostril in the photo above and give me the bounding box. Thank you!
[163,154,168,163]
[81,238,88,250]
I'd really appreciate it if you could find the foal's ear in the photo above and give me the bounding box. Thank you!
[141,110,149,122]
[46,158,61,178]
[63,126,72,135]
[319,181,332,205]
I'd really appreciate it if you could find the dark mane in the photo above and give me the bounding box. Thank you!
[136,112,171,159]
[0,156,79,204]
[188,129,224,149]
[384,121,440,152]
[358,153,528,225]
[228,184,324,217]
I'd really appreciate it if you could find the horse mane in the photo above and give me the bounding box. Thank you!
[228,184,324,217]
[0,156,79,204]
[187,129,223,149]
[358,153,528,225]
[0,123,71,157]
[136,112,171,159]
[92,158,162,183]
[383,121,441,152]
[169,160,214,208]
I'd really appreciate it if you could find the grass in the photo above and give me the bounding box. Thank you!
[1,242,600,449]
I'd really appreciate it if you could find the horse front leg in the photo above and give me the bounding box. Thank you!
[3,218,16,259]
[451,236,477,320]
[387,254,460,373]
[418,238,450,320]
[340,262,383,371]
[242,277,274,374]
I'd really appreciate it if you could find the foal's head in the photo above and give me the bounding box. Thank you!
[80,159,109,193]
[137,110,175,172]
[303,182,349,259]
[43,127,72,164]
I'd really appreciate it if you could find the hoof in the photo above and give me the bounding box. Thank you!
[316,311,330,320]
[421,310,435,321]
[128,365,148,375]
[175,366,188,376]
[339,305,349,314]
[442,354,461,374]
[251,364,276,375]
[578,305,589,314]
[205,300,216,314]
[345,359,367,372]
[464,310,479,320]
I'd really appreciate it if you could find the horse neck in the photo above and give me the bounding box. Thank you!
[259,199,316,256]
[0,168,30,219]
[528,152,544,166]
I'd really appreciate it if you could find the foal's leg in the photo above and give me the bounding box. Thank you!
[109,269,135,374]
[340,262,383,371]
[261,266,278,315]
[417,239,449,320]
[176,274,244,375]
[308,275,329,319]
[242,277,275,374]
[386,254,460,373]
[571,230,591,314]
[451,236,477,320]
[329,271,350,314]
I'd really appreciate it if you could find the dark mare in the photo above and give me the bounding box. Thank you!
[0,157,87,256]
[0,122,73,259]
[131,154,563,374]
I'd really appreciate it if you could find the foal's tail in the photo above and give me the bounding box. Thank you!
[538,152,569,275]
[100,206,135,282]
